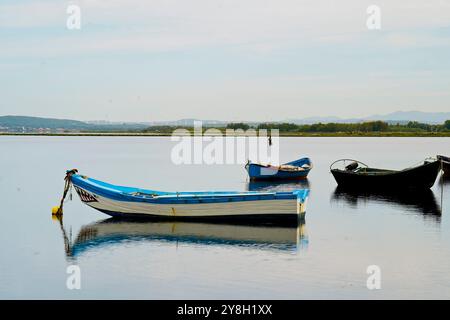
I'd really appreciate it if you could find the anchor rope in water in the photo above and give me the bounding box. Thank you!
[53,214,73,257]
[53,169,78,215]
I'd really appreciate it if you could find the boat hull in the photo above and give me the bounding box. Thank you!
[246,164,310,181]
[70,174,309,220]
[79,190,305,219]
[245,157,312,181]
[331,160,441,190]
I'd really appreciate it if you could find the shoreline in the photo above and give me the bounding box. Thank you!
[2,132,450,137]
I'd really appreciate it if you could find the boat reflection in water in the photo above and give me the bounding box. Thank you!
[55,217,308,259]
[331,186,442,221]
[247,179,310,192]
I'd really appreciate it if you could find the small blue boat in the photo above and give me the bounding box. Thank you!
[65,170,310,220]
[245,157,313,181]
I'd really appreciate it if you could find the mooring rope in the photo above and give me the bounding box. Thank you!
[53,169,78,216]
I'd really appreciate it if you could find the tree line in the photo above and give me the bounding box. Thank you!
[140,120,450,134]
[226,120,450,133]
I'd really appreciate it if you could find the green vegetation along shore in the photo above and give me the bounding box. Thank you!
[2,120,450,137]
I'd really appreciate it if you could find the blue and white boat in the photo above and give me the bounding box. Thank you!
[245,157,312,181]
[67,170,310,220]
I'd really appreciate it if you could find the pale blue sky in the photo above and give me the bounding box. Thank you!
[1,0,450,122]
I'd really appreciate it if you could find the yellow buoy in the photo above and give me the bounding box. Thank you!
[52,206,62,215]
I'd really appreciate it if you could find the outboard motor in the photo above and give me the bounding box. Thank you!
[345,162,359,171]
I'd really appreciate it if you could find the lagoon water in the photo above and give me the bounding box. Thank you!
[0,136,449,299]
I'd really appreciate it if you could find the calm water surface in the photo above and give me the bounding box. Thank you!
[0,136,449,299]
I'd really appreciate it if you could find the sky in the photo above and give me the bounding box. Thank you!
[1,0,450,122]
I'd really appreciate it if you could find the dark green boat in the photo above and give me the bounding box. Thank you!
[438,155,450,177]
[330,158,441,190]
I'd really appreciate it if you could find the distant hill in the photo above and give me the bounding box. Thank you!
[0,116,90,130]
[0,115,148,132]
[286,116,357,124]
[365,111,450,124]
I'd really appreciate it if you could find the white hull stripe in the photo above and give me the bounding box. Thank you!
[76,187,305,217]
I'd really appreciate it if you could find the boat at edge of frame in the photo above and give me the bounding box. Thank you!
[437,155,450,177]
[245,157,312,181]
[329,158,442,190]
[68,171,310,220]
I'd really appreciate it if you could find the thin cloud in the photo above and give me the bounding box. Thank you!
[1,0,450,58]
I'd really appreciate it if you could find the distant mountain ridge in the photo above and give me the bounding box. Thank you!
[365,111,450,124]
[286,111,450,124]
